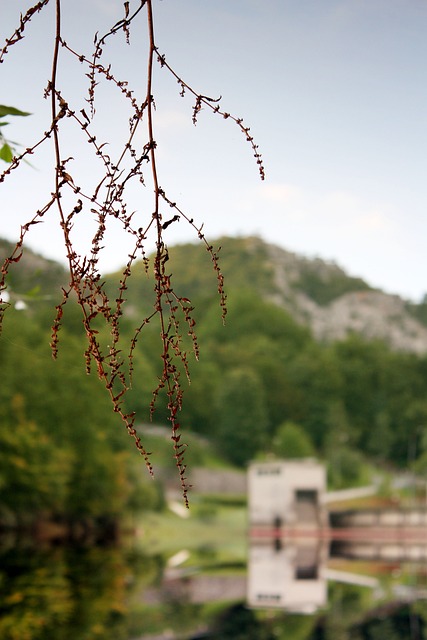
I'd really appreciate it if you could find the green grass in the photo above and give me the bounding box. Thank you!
[135,499,247,566]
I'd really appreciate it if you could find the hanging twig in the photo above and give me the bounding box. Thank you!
[0,0,264,504]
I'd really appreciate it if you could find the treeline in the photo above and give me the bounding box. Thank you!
[108,237,427,482]
[2,236,427,525]
[136,288,427,478]
[109,264,427,481]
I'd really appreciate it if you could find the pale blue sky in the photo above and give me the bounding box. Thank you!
[1,0,426,301]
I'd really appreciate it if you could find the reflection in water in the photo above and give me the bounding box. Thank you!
[247,458,427,632]
[2,456,427,640]
[248,540,328,613]
[0,541,164,640]
[248,537,427,615]
[1,536,427,639]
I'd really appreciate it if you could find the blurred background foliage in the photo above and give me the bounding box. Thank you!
[1,235,427,530]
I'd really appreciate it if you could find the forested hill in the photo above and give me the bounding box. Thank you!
[0,238,66,300]
[2,234,427,488]
[109,235,427,355]
[2,235,427,353]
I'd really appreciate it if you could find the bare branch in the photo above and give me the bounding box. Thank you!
[0,0,264,503]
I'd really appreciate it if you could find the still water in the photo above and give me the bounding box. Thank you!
[1,525,427,640]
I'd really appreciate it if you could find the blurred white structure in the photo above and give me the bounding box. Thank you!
[247,460,328,612]
[248,459,327,529]
[247,541,328,613]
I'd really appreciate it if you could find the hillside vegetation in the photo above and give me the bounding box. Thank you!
[1,235,427,525]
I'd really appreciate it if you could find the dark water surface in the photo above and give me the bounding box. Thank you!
[1,534,427,639]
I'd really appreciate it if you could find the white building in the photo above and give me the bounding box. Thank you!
[248,459,327,528]
[247,459,328,612]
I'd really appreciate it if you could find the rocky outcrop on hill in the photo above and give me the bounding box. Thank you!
[261,240,427,354]
[302,290,427,353]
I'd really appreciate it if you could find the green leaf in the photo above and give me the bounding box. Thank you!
[0,105,31,118]
[0,143,14,163]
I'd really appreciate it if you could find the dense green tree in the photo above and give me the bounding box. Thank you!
[386,358,427,465]
[0,305,155,525]
[215,367,268,466]
[179,359,222,435]
[194,291,312,436]
[287,344,343,449]
[0,393,70,523]
[332,336,392,446]
[332,336,427,466]
[199,289,310,355]
[327,446,370,489]
[272,421,315,458]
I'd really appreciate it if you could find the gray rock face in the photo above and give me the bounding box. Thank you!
[260,240,427,354]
